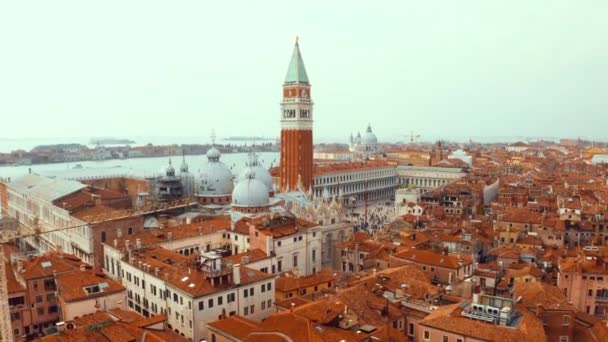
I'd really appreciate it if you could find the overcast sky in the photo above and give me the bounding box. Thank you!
[1,1,607,143]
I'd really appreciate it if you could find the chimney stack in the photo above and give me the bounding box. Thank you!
[168,232,173,242]
[117,228,122,238]
[136,238,142,250]
[233,264,241,285]
[80,264,86,272]
[113,239,118,248]
[155,267,160,277]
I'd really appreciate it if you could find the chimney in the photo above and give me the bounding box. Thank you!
[16,260,23,273]
[233,264,241,285]
[80,264,86,272]
[125,240,131,251]
[117,228,122,239]
[113,239,118,248]
[168,232,173,242]
[91,194,101,206]
[136,238,142,250]
[154,267,160,277]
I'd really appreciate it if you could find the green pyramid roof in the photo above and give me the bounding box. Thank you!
[284,39,309,84]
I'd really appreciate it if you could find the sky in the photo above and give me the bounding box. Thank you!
[1,1,607,144]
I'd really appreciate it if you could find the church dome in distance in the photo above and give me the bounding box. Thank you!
[362,124,378,145]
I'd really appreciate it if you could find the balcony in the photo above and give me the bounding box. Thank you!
[596,296,608,303]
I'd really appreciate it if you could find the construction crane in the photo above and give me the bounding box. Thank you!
[403,130,421,145]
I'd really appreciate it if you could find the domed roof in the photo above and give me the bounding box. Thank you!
[239,153,273,192]
[362,124,378,145]
[206,147,221,161]
[200,148,234,196]
[232,170,269,207]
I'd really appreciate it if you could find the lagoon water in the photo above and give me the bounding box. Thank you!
[0,152,280,181]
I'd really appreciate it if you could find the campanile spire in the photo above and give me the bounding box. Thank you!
[280,38,314,192]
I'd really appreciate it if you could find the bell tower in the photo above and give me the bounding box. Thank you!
[280,37,313,192]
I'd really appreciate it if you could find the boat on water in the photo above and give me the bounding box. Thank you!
[72,164,83,169]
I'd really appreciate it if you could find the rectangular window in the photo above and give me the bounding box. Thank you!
[228,293,235,303]
[199,301,204,311]
[218,296,223,305]
[563,315,570,326]
[424,331,430,341]
[208,298,214,308]
[250,288,254,296]
[244,307,249,315]
[267,282,272,291]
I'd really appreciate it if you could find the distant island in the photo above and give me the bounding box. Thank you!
[90,138,136,145]
[223,136,274,141]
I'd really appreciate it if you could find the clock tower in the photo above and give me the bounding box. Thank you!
[280,37,313,192]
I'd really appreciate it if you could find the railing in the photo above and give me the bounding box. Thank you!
[461,308,499,323]
[400,297,434,313]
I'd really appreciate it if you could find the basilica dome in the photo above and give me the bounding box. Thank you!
[232,169,269,208]
[238,154,273,193]
[362,124,378,145]
[200,147,234,196]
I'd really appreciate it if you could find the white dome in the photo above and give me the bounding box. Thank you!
[239,153,273,192]
[362,124,378,145]
[206,147,221,160]
[232,171,269,207]
[200,148,234,196]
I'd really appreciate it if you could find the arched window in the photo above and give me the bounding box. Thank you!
[101,231,106,243]
[128,227,133,235]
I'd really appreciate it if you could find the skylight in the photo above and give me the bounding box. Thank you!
[181,276,189,282]
[41,261,52,269]
[98,282,109,289]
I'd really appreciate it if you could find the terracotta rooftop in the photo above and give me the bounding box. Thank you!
[513,282,576,311]
[18,252,82,280]
[208,315,260,340]
[41,310,189,342]
[392,249,473,269]
[127,246,274,298]
[419,303,546,342]
[109,216,231,251]
[55,270,125,303]
[275,269,337,292]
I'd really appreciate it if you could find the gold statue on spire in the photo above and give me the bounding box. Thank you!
[295,35,299,44]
